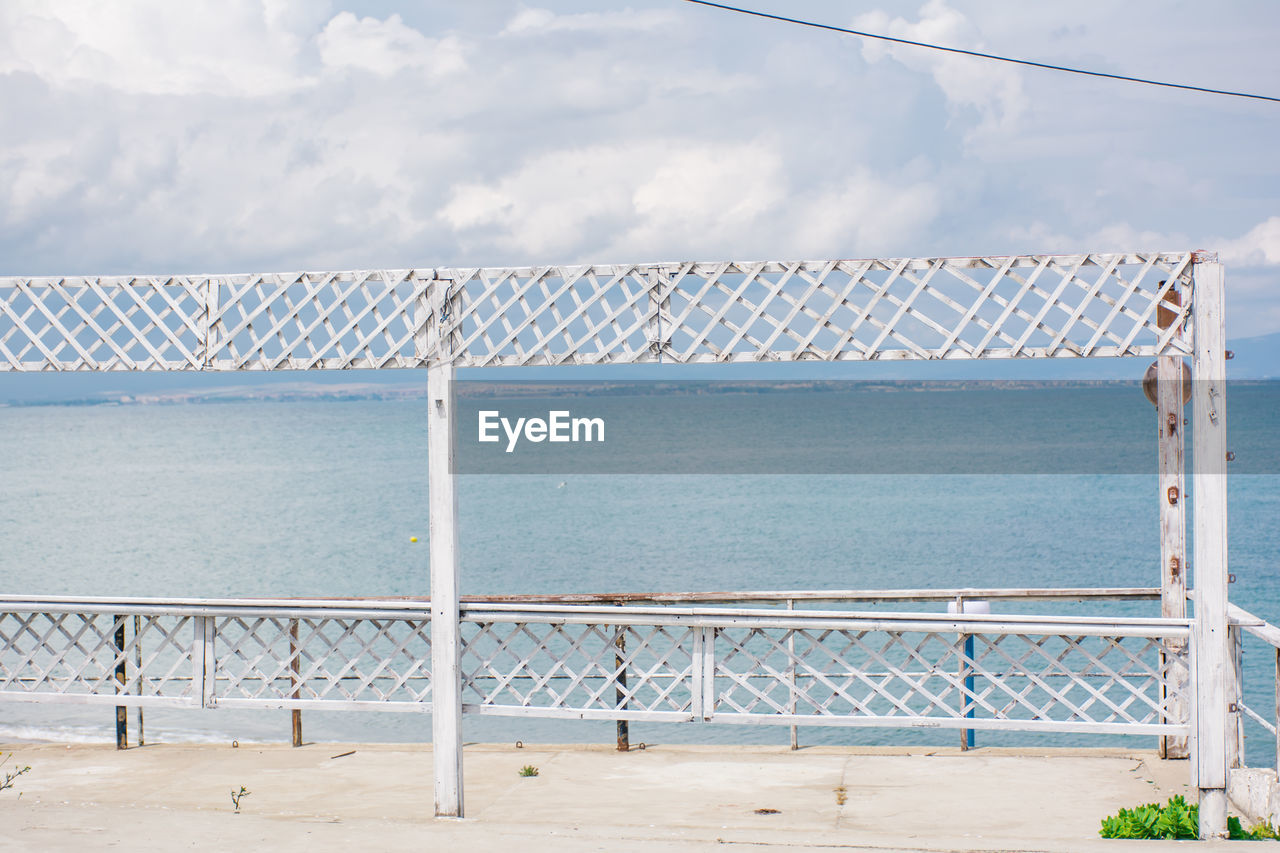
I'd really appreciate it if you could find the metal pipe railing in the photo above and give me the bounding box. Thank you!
[1227,603,1280,775]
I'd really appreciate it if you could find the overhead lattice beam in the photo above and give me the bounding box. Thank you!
[0,253,1197,371]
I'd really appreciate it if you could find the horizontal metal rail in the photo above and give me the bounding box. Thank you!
[0,586,1162,612]
[1227,603,1280,773]
[0,594,1191,739]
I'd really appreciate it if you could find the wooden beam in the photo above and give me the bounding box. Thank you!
[428,363,464,818]
[1157,347,1188,758]
[1191,258,1228,839]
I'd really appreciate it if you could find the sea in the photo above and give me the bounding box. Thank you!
[1,382,1277,761]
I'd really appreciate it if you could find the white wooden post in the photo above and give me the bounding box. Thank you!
[428,363,463,817]
[1191,257,1228,839]
[787,598,798,750]
[421,277,464,819]
[1274,648,1279,775]
[1226,626,1243,769]
[1157,346,1188,759]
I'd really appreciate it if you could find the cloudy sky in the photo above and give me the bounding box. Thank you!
[2,0,1278,336]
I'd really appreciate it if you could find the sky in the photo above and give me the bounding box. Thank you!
[1,0,1278,392]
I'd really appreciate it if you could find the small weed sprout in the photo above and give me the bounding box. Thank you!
[1,753,31,793]
[231,785,251,813]
[518,765,539,777]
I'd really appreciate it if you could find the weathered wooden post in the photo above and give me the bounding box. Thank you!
[114,615,128,749]
[290,619,302,747]
[1226,625,1243,769]
[134,614,145,746]
[422,277,464,818]
[1191,256,1228,838]
[615,627,629,751]
[959,634,975,750]
[1155,287,1188,759]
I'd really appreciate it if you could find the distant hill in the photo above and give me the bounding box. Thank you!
[1,331,1276,405]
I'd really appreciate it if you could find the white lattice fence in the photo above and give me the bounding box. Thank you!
[711,626,1188,734]
[0,253,1195,370]
[0,610,197,706]
[0,600,437,713]
[0,599,1191,739]
[460,621,696,720]
[459,604,1191,736]
[210,615,432,710]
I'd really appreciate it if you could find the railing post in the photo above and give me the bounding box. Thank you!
[134,615,145,747]
[1226,625,1242,769]
[701,627,716,720]
[1274,648,1279,775]
[1156,312,1189,757]
[1191,256,1228,839]
[290,619,302,748]
[427,362,463,818]
[194,615,216,709]
[615,626,629,752]
[949,596,982,750]
[787,599,798,751]
[114,615,128,750]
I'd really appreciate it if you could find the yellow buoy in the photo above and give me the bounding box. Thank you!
[410,536,418,543]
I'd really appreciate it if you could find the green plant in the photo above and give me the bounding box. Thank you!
[230,785,251,813]
[1,753,31,793]
[518,765,539,777]
[1100,795,1198,840]
[1100,796,1278,840]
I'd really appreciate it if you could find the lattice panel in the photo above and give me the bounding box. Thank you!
[447,254,1194,366]
[1,253,1196,370]
[212,616,432,706]
[0,278,205,370]
[0,611,196,701]
[207,271,428,370]
[461,622,695,717]
[712,627,1189,727]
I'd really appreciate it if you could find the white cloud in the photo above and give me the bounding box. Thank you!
[854,0,1024,133]
[0,0,322,96]
[791,170,941,257]
[440,141,937,261]
[318,12,465,78]
[502,6,677,37]
[441,143,677,258]
[1220,216,1280,267]
[629,145,786,252]
[440,140,789,260]
[1005,216,1280,268]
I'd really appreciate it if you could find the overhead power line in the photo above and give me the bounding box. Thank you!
[679,0,1280,105]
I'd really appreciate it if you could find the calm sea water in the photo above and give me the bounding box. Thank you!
[1,385,1277,757]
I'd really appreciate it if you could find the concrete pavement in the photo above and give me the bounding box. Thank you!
[0,741,1251,851]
